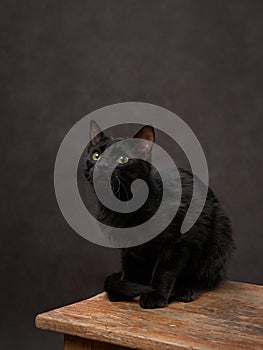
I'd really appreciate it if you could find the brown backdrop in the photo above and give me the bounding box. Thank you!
[1,1,263,349]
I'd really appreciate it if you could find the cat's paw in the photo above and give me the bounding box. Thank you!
[139,291,167,309]
[174,288,200,302]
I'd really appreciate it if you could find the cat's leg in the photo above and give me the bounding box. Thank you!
[121,249,153,284]
[170,246,228,303]
[139,246,191,309]
[104,251,152,302]
[104,272,134,302]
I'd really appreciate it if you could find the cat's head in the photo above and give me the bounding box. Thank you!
[84,121,155,200]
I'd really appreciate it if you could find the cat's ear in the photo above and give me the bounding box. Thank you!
[133,125,155,155]
[89,120,106,146]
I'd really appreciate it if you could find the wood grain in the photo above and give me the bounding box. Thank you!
[64,335,129,349]
[36,281,263,350]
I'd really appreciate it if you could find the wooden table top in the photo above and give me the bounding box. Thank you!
[35,281,263,350]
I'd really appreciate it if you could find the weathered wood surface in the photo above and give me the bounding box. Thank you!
[64,335,129,349]
[36,281,263,350]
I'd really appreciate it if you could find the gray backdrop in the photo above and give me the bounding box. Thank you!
[1,1,262,349]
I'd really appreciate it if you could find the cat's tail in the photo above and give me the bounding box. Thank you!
[104,272,154,300]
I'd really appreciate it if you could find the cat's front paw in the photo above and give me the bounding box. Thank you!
[139,291,167,309]
[174,288,200,302]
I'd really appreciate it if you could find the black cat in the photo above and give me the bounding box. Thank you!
[84,120,235,309]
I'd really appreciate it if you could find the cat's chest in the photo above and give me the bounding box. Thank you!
[122,242,160,263]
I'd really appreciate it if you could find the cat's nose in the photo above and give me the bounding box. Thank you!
[97,160,108,169]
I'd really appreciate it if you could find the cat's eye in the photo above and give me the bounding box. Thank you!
[117,155,129,164]
[92,152,101,161]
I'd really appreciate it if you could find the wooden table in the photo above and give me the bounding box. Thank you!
[35,281,263,350]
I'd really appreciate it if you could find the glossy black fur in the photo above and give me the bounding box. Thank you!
[84,122,235,309]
